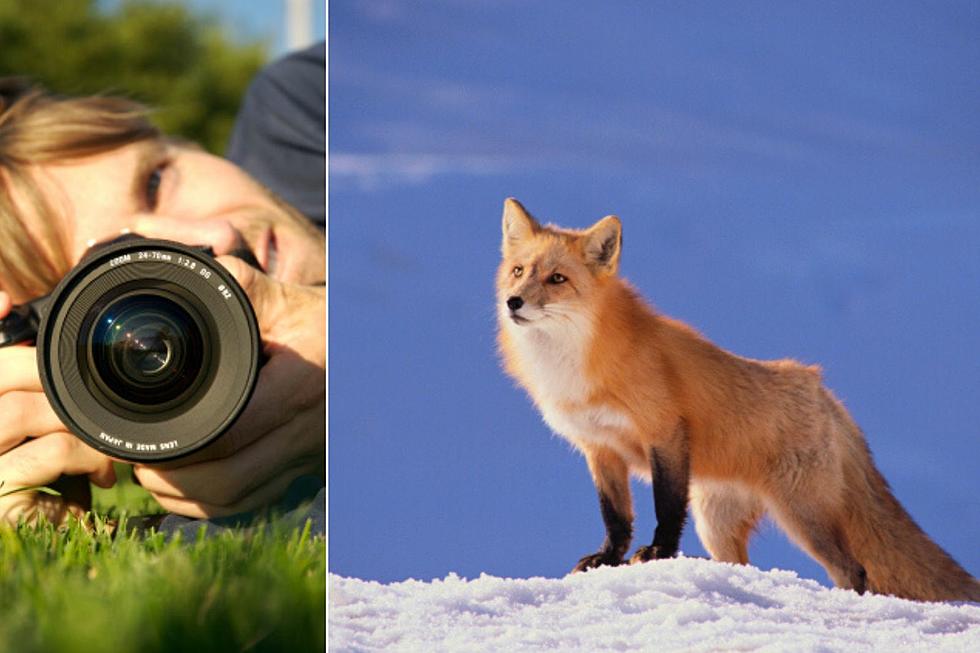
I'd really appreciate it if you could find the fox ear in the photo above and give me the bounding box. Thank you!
[583,215,622,274]
[502,198,539,252]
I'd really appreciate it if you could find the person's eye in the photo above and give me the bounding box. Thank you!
[144,163,167,210]
[513,265,524,278]
[549,272,567,284]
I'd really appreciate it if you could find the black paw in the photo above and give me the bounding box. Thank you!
[852,566,867,595]
[629,544,678,564]
[572,550,623,573]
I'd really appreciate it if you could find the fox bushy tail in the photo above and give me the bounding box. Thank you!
[840,437,980,602]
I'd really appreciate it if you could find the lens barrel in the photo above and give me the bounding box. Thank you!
[35,239,260,461]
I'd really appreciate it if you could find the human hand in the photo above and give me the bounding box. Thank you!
[132,255,325,517]
[0,291,116,525]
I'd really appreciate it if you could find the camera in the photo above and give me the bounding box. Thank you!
[0,235,261,462]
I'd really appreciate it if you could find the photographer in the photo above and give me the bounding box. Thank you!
[0,50,325,528]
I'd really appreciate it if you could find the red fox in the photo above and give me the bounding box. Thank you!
[496,197,979,602]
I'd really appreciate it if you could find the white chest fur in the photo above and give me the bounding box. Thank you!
[508,316,634,451]
[538,401,635,452]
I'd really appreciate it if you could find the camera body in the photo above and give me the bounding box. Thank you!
[0,236,261,462]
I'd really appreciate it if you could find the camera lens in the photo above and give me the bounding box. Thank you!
[36,238,260,461]
[90,294,206,406]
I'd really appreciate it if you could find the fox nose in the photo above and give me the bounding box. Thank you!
[507,296,524,311]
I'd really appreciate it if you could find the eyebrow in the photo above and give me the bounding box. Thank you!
[129,139,169,211]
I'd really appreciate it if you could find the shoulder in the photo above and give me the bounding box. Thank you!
[254,42,324,95]
[246,42,325,116]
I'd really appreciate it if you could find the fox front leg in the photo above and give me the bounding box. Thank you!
[631,420,690,563]
[573,447,633,573]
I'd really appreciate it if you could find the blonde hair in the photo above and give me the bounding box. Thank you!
[0,78,159,300]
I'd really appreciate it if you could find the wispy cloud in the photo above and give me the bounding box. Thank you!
[329,152,525,191]
[331,63,520,116]
[352,0,526,25]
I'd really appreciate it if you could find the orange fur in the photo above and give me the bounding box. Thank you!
[496,198,979,602]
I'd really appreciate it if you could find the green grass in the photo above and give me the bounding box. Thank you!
[0,467,325,653]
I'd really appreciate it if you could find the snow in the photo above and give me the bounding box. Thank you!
[330,558,980,652]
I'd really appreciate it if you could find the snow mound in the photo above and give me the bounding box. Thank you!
[330,558,980,652]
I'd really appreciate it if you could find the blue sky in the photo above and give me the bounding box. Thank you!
[178,0,325,56]
[328,1,979,586]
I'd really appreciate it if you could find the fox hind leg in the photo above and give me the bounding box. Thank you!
[690,481,764,565]
[768,499,866,593]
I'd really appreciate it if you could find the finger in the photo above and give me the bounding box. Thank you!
[0,433,115,523]
[213,255,282,333]
[85,454,118,489]
[134,411,322,509]
[213,256,325,348]
[0,291,11,318]
[0,433,113,485]
[131,215,245,256]
[0,347,43,393]
[0,391,66,455]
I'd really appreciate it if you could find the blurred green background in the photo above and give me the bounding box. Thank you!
[0,0,271,154]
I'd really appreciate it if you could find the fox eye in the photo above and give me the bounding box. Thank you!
[549,273,567,284]
[512,265,524,278]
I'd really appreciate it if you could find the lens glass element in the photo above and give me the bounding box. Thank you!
[90,294,206,406]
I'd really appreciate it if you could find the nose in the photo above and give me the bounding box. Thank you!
[507,296,524,311]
